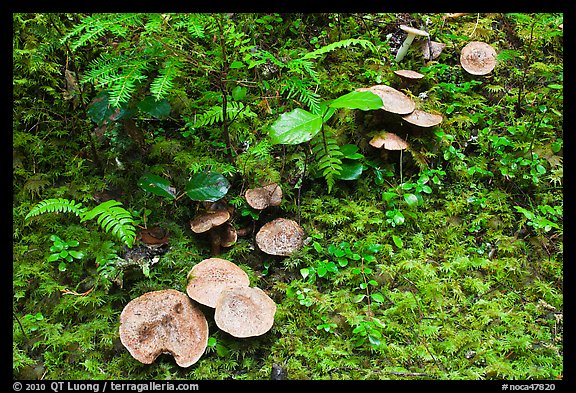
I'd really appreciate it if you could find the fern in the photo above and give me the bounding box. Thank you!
[25,198,86,220]
[311,129,343,193]
[25,198,136,247]
[302,38,377,60]
[194,101,256,128]
[62,13,143,51]
[150,58,182,100]
[280,78,321,114]
[81,200,136,248]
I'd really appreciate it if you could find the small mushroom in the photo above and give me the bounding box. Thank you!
[356,85,415,115]
[402,109,443,128]
[421,40,446,61]
[190,210,230,234]
[395,25,429,63]
[214,286,277,338]
[186,258,250,308]
[255,218,305,256]
[137,225,169,249]
[369,132,409,151]
[190,210,232,255]
[460,41,497,76]
[394,69,425,82]
[394,70,425,89]
[119,289,209,367]
[245,183,282,210]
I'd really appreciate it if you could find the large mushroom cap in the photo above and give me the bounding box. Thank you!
[186,258,250,308]
[460,41,497,75]
[356,85,416,115]
[256,218,305,256]
[119,289,208,368]
[245,183,282,210]
[214,286,277,338]
[369,132,409,150]
[190,210,230,234]
[402,109,443,128]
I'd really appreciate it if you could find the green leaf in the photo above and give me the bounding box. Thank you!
[138,173,177,200]
[371,293,385,303]
[335,160,363,180]
[185,171,231,202]
[137,96,171,119]
[68,250,85,259]
[269,108,323,145]
[392,235,403,248]
[340,144,364,160]
[329,90,383,110]
[404,193,419,207]
[231,86,247,101]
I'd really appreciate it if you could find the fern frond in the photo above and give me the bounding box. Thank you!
[63,14,143,51]
[81,200,136,248]
[25,198,86,221]
[302,38,376,60]
[194,101,256,128]
[311,130,344,193]
[280,78,321,114]
[150,58,182,100]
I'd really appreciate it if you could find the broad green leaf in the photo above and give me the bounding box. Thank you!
[231,86,247,101]
[404,193,419,207]
[269,108,323,145]
[329,91,383,110]
[137,96,171,119]
[185,171,231,202]
[335,160,363,180]
[371,293,385,303]
[138,173,177,200]
[340,144,364,160]
[392,235,403,248]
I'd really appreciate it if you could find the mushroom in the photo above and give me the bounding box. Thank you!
[395,25,429,63]
[190,210,230,234]
[119,289,209,367]
[369,132,409,151]
[245,183,282,210]
[214,286,277,338]
[186,258,250,308]
[255,218,305,256]
[394,70,425,89]
[421,40,446,61]
[460,41,497,76]
[190,210,232,255]
[402,109,443,128]
[394,69,424,82]
[356,85,415,115]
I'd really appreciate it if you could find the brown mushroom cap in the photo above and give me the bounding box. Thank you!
[214,286,277,338]
[190,210,230,234]
[402,109,443,127]
[460,41,497,75]
[394,69,425,80]
[356,85,416,115]
[369,132,409,150]
[245,183,282,210]
[255,218,305,256]
[119,289,208,368]
[186,258,250,308]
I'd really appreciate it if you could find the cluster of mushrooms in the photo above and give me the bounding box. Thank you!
[189,182,305,257]
[119,23,499,368]
[362,24,497,154]
[119,257,278,367]
[119,183,306,367]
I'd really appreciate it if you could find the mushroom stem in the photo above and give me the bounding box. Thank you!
[395,33,417,63]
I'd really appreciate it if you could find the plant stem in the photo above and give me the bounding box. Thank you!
[515,15,537,118]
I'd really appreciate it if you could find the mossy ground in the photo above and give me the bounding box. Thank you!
[13,12,562,381]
